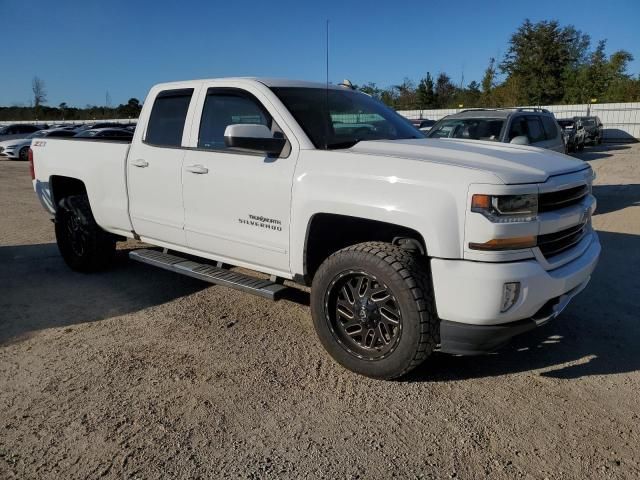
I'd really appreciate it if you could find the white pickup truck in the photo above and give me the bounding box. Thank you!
[31,78,600,379]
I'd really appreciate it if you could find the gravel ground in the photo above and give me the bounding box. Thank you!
[1,143,639,479]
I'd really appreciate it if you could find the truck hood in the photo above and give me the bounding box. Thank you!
[347,138,589,184]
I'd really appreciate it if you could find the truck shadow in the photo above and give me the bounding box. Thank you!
[592,184,640,215]
[0,243,207,345]
[410,229,640,381]
[572,143,631,161]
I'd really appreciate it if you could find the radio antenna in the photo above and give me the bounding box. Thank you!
[324,19,330,149]
[326,19,329,88]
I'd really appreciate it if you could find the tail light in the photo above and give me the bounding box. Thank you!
[28,148,35,180]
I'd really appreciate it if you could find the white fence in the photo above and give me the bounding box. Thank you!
[398,102,640,141]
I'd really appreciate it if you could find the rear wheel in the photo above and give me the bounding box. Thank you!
[311,242,438,379]
[18,146,29,161]
[578,141,585,151]
[55,195,116,272]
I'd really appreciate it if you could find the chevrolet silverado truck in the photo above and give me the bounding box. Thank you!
[30,78,600,379]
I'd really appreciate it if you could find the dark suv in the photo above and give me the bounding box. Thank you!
[574,116,603,145]
[557,119,586,153]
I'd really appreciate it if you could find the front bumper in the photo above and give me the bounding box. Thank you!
[431,232,600,353]
[438,278,589,354]
[0,148,18,159]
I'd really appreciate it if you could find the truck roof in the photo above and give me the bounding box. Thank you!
[152,77,345,91]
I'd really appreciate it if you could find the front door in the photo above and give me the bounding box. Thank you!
[182,87,296,275]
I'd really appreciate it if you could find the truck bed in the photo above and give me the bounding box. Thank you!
[31,137,134,237]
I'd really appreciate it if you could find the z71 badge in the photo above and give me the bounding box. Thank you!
[238,214,282,231]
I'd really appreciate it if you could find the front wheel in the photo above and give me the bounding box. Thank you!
[18,146,29,161]
[55,195,116,272]
[311,242,438,379]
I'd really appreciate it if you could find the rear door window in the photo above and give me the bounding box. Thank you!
[525,117,545,143]
[145,88,194,147]
[541,116,559,140]
[508,117,527,140]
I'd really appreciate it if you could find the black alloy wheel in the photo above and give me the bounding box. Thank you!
[325,270,402,360]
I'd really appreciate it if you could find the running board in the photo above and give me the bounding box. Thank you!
[129,248,288,300]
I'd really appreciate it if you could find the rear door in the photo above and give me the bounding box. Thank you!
[181,84,298,275]
[127,87,199,245]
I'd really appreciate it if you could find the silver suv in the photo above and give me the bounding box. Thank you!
[427,108,565,153]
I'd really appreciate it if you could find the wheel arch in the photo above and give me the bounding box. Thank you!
[298,213,429,285]
[49,176,88,210]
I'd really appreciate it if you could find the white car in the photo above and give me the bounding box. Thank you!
[0,129,76,160]
[30,78,600,379]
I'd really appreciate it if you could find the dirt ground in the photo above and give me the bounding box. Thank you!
[1,143,639,479]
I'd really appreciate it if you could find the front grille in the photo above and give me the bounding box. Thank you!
[539,184,589,212]
[537,221,589,257]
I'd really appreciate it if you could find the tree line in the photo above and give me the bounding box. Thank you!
[1,19,638,121]
[357,19,639,110]
[0,76,142,122]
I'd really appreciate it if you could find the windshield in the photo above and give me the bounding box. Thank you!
[271,87,423,149]
[428,118,504,141]
[582,119,596,126]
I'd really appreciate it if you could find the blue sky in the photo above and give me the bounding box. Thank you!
[1,0,638,107]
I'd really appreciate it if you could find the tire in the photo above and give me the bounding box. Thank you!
[311,242,438,379]
[597,136,602,145]
[18,146,29,161]
[55,194,116,272]
[578,141,585,151]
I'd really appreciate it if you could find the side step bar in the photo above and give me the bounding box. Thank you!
[129,248,288,300]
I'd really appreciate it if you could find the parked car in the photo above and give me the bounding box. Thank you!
[574,116,603,144]
[558,119,586,153]
[418,119,436,133]
[427,108,565,153]
[74,128,134,139]
[30,78,599,379]
[75,122,131,132]
[0,124,44,141]
[0,128,76,161]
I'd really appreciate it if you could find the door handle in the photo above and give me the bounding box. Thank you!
[131,159,149,168]
[185,164,209,174]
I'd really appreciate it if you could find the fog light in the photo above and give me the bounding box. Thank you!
[501,282,521,312]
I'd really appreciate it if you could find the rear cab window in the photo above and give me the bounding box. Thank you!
[145,88,194,147]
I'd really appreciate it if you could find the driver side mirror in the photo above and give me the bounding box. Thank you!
[224,124,286,155]
[510,135,530,146]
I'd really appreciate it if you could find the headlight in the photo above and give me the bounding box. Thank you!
[6,144,20,149]
[471,194,538,223]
